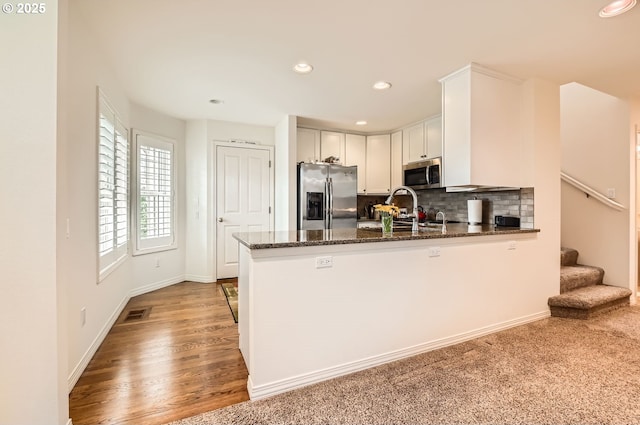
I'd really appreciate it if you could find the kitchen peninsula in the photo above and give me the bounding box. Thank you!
[234,225,544,400]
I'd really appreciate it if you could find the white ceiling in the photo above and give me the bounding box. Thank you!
[75,0,640,133]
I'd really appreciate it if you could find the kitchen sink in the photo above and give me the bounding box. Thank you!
[392,221,444,232]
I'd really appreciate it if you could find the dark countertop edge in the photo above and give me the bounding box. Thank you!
[235,228,540,250]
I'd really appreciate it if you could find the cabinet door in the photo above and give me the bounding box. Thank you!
[402,123,425,164]
[425,115,442,159]
[296,128,320,163]
[365,134,391,194]
[390,131,403,189]
[320,131,345,163]
[345,134,367,194]
[441,64,523,188]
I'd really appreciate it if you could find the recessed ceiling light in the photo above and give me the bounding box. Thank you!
[355,121,367,126]
[209,99,224,104]
[373,81,392,90]
[599,0,636,17]
[293,63,314,74]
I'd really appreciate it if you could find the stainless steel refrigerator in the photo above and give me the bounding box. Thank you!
[297,163,357,230]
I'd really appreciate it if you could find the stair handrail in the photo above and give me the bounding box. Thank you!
[561,171,625,211]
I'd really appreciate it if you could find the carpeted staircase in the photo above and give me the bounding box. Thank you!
[548,247,632,319]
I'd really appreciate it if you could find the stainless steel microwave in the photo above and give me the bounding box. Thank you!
[403,157,442,190]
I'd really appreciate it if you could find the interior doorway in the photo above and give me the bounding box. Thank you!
[215,143,273,279]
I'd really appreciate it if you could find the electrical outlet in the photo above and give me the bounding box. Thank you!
[315,256,333,268]
[508,240,517,250]
[81,307,86,326]
[428,247,441,257]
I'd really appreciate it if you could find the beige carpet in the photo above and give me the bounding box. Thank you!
[165,305,640,425]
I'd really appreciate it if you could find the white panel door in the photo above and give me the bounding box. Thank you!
[216,145,271,279]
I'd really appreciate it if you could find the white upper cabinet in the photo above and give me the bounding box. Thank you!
[390,131,403,190]
[439,63,523,188]
[425,116,442,159]
[403,123,424,164]
[296,128,320,163]
[320,131,345,163]
[345,133,367,193]
[402,115,442,165]
[365,134,391,194]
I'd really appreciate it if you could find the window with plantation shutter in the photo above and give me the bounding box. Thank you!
[132,130,176,254]
[98,91,129,280]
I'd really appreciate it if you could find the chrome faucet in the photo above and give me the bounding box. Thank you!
[385,185,419,233]
[436,211,447,234]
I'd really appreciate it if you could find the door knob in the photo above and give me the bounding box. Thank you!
[218,217,223,222]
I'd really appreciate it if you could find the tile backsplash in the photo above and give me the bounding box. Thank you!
[359,187,534,228]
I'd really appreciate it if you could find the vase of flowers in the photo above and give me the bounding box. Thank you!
[374,204,399,236]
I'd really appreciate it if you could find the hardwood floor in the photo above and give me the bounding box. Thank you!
[69,281,249,425]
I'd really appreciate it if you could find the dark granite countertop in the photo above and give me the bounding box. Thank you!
[233,224,539,250]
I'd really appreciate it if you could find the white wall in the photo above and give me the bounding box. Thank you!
[0,1,68,424]
[207,120,275,146]
[184,119,276,281]
[561,83,631,288]
[185,120,213,281]
[63,2,133,391]
[631,99,640,293]
[129,103,187,295]
[63,3,190,393]
[522,78,561,292]
[275,115,297,231]
[242,233,547,399]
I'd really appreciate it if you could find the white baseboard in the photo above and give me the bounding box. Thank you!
[129,275,185,297]
[248,310,550,400]
[67,294,129,392]
[184,273,215,283]
[67,275,187,392]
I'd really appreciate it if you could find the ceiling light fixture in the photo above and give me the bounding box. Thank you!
[373,81,392,90]
[293,62,314,74]
[209,99,224,104]
[599,0,636,17]
[355,121,367,126]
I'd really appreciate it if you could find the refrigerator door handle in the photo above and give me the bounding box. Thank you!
[328,177,333,229]
[324,179,330,229]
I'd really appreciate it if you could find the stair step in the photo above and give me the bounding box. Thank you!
[548,285,632,319]
[560,247,579,267]
[560,265,603,293]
